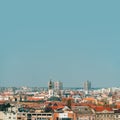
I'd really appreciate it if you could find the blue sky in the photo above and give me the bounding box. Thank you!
[0,1,120,87]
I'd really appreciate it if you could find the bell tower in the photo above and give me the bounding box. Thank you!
[48,80,54,97]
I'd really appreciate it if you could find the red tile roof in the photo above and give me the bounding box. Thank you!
[93,106,113,112]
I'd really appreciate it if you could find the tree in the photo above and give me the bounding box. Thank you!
[44,106,53,112]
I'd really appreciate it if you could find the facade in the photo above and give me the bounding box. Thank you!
[53,106,75,120]
[95,111,115,120]
[114,109,120,120]
[17,112,53,120]
[17,112,26,120]
[53,112,74,120]
[49,89,54,97]
[27,113,53,120]
[0,111,17,120]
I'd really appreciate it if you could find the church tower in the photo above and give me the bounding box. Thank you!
[48,80,54,97]
[48,80,53,90]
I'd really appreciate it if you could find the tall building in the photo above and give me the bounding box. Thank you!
[83,80,91,94]
[48,80,63,97]
[48,80,54,97]
[48,80,54,90]
[54,81,63,97]
[54,81,63,91]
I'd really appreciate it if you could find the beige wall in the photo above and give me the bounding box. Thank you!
[53,112,75,120]
[0,112,4,120]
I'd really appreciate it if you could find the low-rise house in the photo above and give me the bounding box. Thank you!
[114,109,120,120]
[94,106,114,120]
[26,112,53,120]
[53,106,75,120]
[17,112,53,120]
[17,112,26,120]
[72,106,95,120]
[0,111,17,120]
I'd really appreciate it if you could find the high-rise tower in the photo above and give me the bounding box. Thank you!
[48,80,63,97]
[48,80,54,97]
[54,81,63,91]
[83,80,91,94]
[48,80,54,90]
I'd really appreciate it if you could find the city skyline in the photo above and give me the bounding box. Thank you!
[0,1,120,88]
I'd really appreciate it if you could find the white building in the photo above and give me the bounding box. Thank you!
[48,80,54,97]
[0,111,17,120]
[54,81,63,91]
[48,80,63,97]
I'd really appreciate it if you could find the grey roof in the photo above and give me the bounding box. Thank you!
[72,106,94,114]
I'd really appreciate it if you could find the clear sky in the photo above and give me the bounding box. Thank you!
[0,1,120,88]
